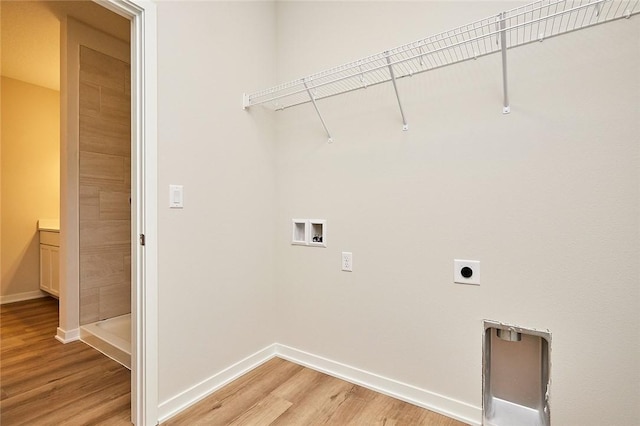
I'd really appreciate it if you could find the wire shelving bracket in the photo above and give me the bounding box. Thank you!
[243,0,639,142]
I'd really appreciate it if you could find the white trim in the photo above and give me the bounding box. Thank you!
[98,1,159,425]
[131,1,159,423]
[275,344,482,426]
[157,345,278,423]
[55,326,80,343]
[0,291,48,305]
[157,343,480,425]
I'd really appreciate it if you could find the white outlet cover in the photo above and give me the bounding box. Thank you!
[454,259,480,285]
[342,252,353,272]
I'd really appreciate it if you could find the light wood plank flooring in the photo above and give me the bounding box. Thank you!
[0,297,131,425]
[2,297,466,425]
[163,358,466,425]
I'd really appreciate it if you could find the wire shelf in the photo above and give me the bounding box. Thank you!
[244,0,638,112]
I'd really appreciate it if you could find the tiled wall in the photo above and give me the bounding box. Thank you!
[79,46,131,324]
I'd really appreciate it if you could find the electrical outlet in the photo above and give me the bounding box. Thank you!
[342,252,353,272]
[454,259,480,285]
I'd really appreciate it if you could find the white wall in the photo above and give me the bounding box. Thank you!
[156,1,277,405]
[274,2,639,425]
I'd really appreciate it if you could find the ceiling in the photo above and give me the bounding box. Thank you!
[1,1,130,91]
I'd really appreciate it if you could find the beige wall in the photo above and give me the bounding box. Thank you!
[275,2,639,425]
[156,1,277,404]
[1,76,60,299]
[152,1,638,423]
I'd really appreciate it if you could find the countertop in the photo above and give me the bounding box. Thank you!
[38,219,60,232]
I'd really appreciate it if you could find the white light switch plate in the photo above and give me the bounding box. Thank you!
[169,185,183,208]
[454,259,480,285]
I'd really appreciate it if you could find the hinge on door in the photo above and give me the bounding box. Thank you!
[140,234,146,246]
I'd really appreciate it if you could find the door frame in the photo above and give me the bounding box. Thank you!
[59,1,158,424]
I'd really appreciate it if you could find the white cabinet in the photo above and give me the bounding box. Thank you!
[40,230,60,297]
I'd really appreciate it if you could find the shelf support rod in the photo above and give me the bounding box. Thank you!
[303,79,333,143]
[499,12,511,114]
[386,52,409,131]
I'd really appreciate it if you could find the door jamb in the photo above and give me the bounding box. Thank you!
[101,2,158,424]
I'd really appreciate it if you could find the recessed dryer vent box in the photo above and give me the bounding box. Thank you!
[483,320,551,426]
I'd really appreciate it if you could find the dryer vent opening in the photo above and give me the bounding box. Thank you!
[483,321,551,426]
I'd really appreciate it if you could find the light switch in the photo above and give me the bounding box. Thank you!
[169,185,183,208]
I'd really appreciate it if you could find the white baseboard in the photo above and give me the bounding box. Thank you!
[0,290,48,305]
[158,344,277,423]
[275,344,482,426]
[56,327,80,344]
[156,343,481,425]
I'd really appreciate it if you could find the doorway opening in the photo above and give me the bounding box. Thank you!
[1,0,157,424]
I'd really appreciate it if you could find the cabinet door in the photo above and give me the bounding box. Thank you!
[40,245,51,293]
[50,247,60,297]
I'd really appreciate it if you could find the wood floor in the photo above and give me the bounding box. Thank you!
[2,297,465,426]
[0,297,131,425]
[163,359,466,426]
